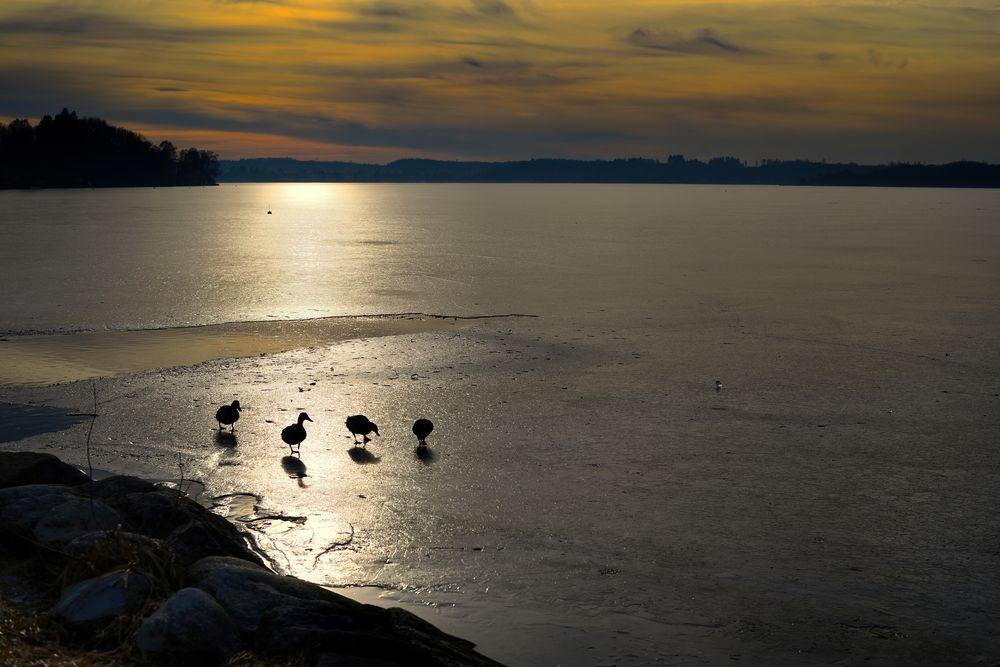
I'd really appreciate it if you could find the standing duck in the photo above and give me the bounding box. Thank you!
[345,415,379,447]
[216,400,241,431]
[412,418,433,447]
[282,412,312,454]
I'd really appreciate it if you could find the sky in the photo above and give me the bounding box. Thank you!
[1,0,998,163]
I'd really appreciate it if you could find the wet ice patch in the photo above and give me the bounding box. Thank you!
[0,314,470,386]
[0,402,90,443]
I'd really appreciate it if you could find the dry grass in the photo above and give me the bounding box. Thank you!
[1,599,303,667]
[0,598,134,667]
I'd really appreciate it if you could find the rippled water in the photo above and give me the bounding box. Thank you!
[2,184,999,665]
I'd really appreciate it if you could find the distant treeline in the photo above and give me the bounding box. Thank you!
[0,109,219,189]
[220,156,1000,188]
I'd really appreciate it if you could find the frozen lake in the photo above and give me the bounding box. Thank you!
[2,183,999,665]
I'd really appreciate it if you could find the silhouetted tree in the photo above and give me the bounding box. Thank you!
[0,109,219,189]
[177,147,220,185]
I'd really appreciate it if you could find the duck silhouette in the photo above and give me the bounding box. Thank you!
[215,400,241,431]
[412,418,433,447]
[282,412,312,454]
[345,415,379,447]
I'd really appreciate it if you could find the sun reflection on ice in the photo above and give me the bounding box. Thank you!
[269,182,347,209]
[219,489,358,579]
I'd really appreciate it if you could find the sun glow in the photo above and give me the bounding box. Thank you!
[271,183,343,209]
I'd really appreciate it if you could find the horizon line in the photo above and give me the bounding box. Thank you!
[220,155,1000,168]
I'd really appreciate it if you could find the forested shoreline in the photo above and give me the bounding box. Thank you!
[0,109,218,189]
[2,109,996,189]
[220,156,1000,187]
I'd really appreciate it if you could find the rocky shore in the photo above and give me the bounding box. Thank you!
[0,451,503,666]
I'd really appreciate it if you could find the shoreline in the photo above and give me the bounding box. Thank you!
[0,451,504,666]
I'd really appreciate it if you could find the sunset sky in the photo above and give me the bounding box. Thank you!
[1,0,998,163]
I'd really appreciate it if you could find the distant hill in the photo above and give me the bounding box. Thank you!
[0,109,219,189]
[220,156,1000,187]
[5,112,993,189]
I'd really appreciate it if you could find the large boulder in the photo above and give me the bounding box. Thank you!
[32,497,121,548]
[166,513,263,567]
[0,484,81,535]
[95,486,263,566]
[62,530,172,586]
[0,452,90,489]
[51,569,153,629]
[80,475,157,500]
[64,530,163,560]
[188,556,372,637]
[188,557,503,666]
[135,587,241,665]
[316,656,405,667]
[103,489,197,538]
[0,484,121,550]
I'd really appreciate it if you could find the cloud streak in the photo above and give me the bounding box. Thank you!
[469,0,515,19]
[626,27,759,56]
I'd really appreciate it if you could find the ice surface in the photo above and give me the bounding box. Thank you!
[2,184,999,665]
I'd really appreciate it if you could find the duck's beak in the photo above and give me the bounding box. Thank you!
[373,426,380,436]
[306,416,314,422]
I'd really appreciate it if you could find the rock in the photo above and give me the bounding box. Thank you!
[255,604,381,654]
[32,497,121,548]
[0,484,81,539]
[188,557,503,666]
[62,531,171,585]
[166,515,263,567]
[64,530,163,560]
[188,556,372,637]
[81,475,157,500]
[51,569,153,628]
[379,607,491,667]
[315,655,405,667]
[104,489,195,538]
[135,587,241,665]
[95,487,262,566]
[0,485,122,550]
[0,452,90,489]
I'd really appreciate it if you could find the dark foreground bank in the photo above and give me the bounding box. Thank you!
[0,452,503,667]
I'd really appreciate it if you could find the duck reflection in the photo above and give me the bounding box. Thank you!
[281,455,308,479]
[215,430,238,447]
[348,446,380,464]
[415,446,435,464]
